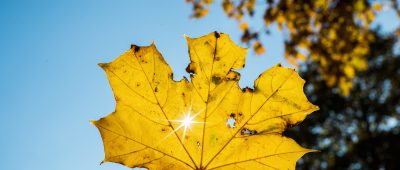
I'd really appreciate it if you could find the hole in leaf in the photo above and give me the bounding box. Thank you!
[227,113,236,128]
[241,128,257,135]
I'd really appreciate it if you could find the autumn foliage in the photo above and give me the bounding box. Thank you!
[186,0,400,96]
[92,32,318,169]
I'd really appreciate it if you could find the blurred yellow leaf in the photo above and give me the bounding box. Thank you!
[296,53,307,61]
[92,32,318,169]
[351,57,368,70]
[194,8,209,18]
[354,0,366,12]
[326,75,337,87]
[373,3,383,11]
[396,28,400,36]
[366,10,375,23]
[222,0,234,14]
[203,0,213,4]
[288,57,299,67]
[329,29,337,40]
[239,22,248,30]
[339,77,352,96]
[277,15,285,30]
[344,65,355,78]
[253,41,266,55]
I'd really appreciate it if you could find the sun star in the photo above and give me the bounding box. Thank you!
[164,105,204,143]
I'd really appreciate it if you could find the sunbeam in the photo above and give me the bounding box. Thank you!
[163,104,204,143]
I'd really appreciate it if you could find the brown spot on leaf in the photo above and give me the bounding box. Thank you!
[242,87,254,92]
[214,31,220,38]
[186,63,195,74]
[241,128,258,135]
[212,76,222,84]
[134,46,140,52]
[226,71,240,81]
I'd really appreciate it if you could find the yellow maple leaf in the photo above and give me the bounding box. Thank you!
[91,32,319,170]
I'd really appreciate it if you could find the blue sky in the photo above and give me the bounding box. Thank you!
[0,0,398,170]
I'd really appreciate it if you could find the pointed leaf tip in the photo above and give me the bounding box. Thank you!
[98,63,108,69]
[89,120,96,125]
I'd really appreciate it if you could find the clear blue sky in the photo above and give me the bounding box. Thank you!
[0,0,398,170]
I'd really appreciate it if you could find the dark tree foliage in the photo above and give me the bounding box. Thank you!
[285,33,400,169]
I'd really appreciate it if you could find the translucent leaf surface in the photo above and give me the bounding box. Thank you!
[92,32,319,170]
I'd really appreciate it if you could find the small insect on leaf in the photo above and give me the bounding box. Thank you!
[92,32,318,170]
